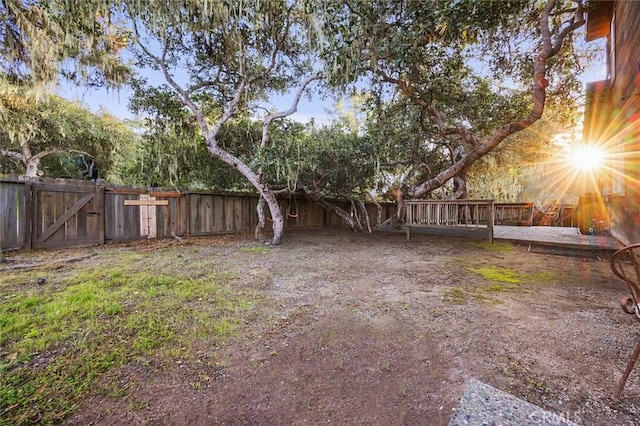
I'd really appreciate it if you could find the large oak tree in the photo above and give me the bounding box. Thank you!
[118,0,323,245]
[318,0,587,214]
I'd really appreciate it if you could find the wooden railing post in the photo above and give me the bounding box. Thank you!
[488,200,494,243]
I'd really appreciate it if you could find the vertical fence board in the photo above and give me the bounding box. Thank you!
[65,191,78,241]
[104,192,117,240]
[105,192,142,241]
[2,176,398,249]
[0,181,25,249]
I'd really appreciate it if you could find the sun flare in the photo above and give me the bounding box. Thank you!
[568,145,606,171]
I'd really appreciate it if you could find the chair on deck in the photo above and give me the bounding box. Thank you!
[610,243,640,401]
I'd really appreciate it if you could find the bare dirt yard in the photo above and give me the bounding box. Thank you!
[4,228,640,425]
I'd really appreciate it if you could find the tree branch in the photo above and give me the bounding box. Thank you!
[133,20,222,142]
[261,74,323,148]
[0,149,25,162]
[408,0,585,197]
[377,70,480,146]
[550,1,585,56]
[32,149,67,161]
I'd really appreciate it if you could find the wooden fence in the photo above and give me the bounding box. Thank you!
[1,176,395,251]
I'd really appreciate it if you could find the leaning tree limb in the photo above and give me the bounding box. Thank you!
[407,0,585,198]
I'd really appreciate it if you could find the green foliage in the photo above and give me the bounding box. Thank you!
[0,82,140,179]
[314,0,587,199]
[259,118,380,200]
[0,263,253,424]
[0,0,131,87]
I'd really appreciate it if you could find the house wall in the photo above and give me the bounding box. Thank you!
[594,1,640,245]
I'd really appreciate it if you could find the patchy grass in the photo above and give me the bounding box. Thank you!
[469,240,514,252]
[441,287,470,304]
[441,286,500,305]
[0,259,255,425]
[240,246,270,254]
[468,266,522,284]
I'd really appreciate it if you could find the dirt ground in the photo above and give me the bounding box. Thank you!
[10,228,640,425]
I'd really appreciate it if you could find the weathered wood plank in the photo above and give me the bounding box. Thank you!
[106,187,147,195]
[139,195,149,237]
[37,192,97,243]
[66,191,77,241]
[148,197,157,238]
[0,181,23,249]
[213,195,224,232]
[97,185,105,245]
[149,191,183,198]
[25,183,32,250]
[123,200,169,206]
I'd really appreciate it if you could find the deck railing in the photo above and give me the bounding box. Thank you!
[404,199,495,243]
[494,202,534,226]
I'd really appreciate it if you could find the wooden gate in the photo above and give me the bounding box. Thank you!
[30,181,104,249]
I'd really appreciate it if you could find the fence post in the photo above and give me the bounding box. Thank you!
[488,201,494,243]
[24,182,32,250]
[186,192,191,236]
[97,185,105,246]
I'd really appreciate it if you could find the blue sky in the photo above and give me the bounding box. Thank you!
[57,35,607,127]
[58,77,335,125]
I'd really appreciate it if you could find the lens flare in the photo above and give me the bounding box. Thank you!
[568,145,606,171]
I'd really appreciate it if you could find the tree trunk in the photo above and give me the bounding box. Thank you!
[255,195,267,242]
[313,197,359,231]
[451,175,468,199]
[21,143,40,177]
[349,199,363,231]
[25,158,40,177]
[204,142,285,245]
[368,193,384,228]
[356,200,372,233]
[263,189,284,245]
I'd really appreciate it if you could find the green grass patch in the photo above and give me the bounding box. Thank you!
[240,246,269,254]
[441,286,500,305]
[469,240,514,252]
[527,270,558,283]
[442,287,468,304]
[0,263,254,424]
[468,266,522,284]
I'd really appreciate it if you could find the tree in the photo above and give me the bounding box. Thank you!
[465,118,565,202]
[319,0,587,213]
[126,80,260,190]
[1,1,135,178]
[261,117,381,231]
[0,82,139,178]
[116,0,322,244]
[1,0,131,87]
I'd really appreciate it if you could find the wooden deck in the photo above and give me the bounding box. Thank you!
[494,225,623,256]
[402,224,623,257]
